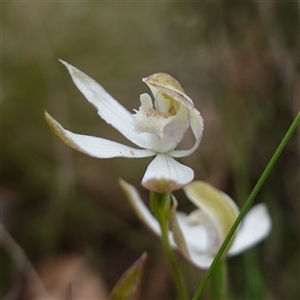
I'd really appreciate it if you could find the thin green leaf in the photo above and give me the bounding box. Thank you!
[192,111,300,299]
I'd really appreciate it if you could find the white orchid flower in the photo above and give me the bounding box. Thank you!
[120,180,272,269]
[45,61,203,193]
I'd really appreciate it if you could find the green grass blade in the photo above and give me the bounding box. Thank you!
[192,111,300,300]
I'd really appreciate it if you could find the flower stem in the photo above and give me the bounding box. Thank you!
[150,192,189,300]
[192,111,300,300]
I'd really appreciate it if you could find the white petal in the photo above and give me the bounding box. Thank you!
[228,204,272,256]
[141,154,194,193]
[45,112,155,158]
[187,247,215,269]
[175,212,208,251]
[159,104,189,151]
[183,182,239,253]
[119,179,161,235]
[59,60,151,149]
[170,109,204,158]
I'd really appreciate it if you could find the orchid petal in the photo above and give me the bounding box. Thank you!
[59,60,151,149]
[119,179,161,235]
[187,248,215,269]
[183,181,239,253]
[228,204,272,256]
[142,154,194,193]
[175,212,208,251]
[174,210,222,268]
[170,109,204,158]
[160,104,189,151]
[45,112,155,158]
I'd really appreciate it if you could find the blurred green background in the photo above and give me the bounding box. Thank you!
[2,2,299,299]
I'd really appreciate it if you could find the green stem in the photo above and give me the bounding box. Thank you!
[150,192,189,300]
[211,260,227,300]
[192,111,300,300]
